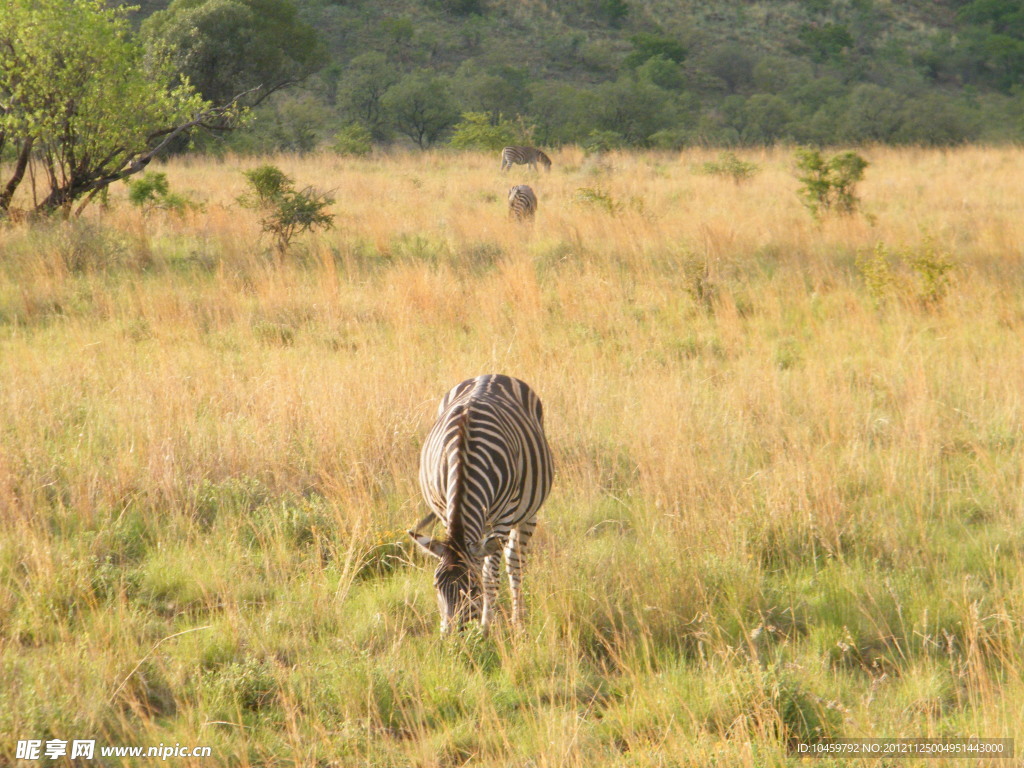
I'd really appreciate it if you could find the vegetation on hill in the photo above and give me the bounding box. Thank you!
[138,0,1024,152]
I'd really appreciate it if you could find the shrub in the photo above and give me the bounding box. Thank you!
[856,242,957,309]
[907,244,957,308]
[126,172,199,216]
[238,165,292,208]
[237,165,335,254]
[448,112,517,150]
[700,152,759,184]
[795,148,868,216]
[582,129,624,155]
[330,123,373,156]
[573,186,620,214]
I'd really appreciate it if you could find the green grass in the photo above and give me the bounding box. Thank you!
[1,149,1023,765]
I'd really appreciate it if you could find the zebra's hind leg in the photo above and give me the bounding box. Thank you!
[505,520,536,630]
[480,551,502,636]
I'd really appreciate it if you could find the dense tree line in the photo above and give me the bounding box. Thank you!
[191,0,1021,152]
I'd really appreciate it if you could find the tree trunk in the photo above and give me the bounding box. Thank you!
[0,138,34,213]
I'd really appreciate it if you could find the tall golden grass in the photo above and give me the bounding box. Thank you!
[1,146,1022,766]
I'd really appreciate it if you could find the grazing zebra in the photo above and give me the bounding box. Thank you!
[501,146,552,172]
[508,184,537,221]
[409,374,554,635]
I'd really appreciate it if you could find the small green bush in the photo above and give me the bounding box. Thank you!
[449,112,517,150]
[238,165,292,208]
[331,123,373,157]
[856,241,957,308]
[856,243,896,306]
[582,129,624,155]
[573,186,620,213]
[126,171,199,215]
[700,152,759,184]
[237,165,335,254]
[795,148,868,216]
[907,245,957,308]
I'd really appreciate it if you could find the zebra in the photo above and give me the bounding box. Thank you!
[501,146,552,173]
[508,184,537,221]
[409,374,554,635]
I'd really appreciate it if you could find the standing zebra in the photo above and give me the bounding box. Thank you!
[501,146,552,172]
[410,374,554,635]
[508,184,537,221]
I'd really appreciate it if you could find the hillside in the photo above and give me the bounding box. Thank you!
[135,0,1024,149]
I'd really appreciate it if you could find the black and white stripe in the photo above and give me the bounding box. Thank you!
[410,375,554,635]
[501,146,552,172]
[508,184,537,221]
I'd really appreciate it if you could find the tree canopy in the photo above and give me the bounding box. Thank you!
[382,72,460,149]
[0,0,217,216]
[142,0,326,108]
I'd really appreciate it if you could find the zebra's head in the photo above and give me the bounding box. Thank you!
[409,532,502,634]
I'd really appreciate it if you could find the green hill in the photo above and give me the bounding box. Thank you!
[137,0,1024,149]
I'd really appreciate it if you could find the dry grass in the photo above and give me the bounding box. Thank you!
[1,146,1022,766]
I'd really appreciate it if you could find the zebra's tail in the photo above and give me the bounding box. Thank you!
[444,405,472,552]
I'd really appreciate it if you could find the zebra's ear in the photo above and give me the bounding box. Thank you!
[409,530,446,559]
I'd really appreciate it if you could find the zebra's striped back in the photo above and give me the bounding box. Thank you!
[411,374,553,634]
[508,184,537,221]
[501,146,552,172]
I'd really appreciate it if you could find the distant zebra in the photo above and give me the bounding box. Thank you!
[501,146,552,172]
[508,185,537,221]
[409,374,554,635]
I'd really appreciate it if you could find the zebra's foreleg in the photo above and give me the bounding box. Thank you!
[505,521,536,629]
[480,552,502,635]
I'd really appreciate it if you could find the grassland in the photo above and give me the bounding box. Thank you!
[1,146,1022,766]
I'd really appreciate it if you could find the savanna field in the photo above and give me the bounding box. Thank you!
[1,146,1022,766]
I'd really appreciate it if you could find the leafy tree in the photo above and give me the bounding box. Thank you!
[753,56,813,93]
[797,23,855,63]
[383,73,460,149]
[896,94,977,145]
[623,33,687,69]
[951,0,1024,92]
[0,0,213,217]
[142,0,325,108]
[836,84,903,143]
[337,53,399,140]
[453,62,531,125]
[704,44,757,94]
[228,93,331,154]
[378,17,419,65]
[587,77,674,144]
[449,113,517,150]
[957,0,1024,38]
[590,0,630,27]
[527,82,590,144]
[635,55,687,91]
[741,94,793,144]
